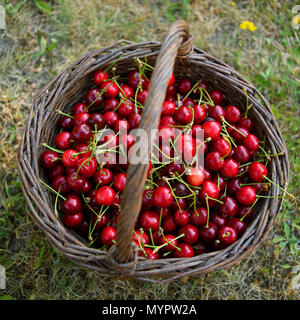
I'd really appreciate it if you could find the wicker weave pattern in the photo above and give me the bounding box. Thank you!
[18,21,289,283]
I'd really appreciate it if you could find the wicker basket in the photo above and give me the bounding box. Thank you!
[18,21,289,283]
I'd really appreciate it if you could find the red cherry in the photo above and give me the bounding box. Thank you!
[100,81,119,98]
[194,241,207,255]
[231,127,249,143]
[55,131,72,150]
[248,162,267,182]
[72,102,88,115]
[227,218,247,236]
[118,100,135,118]
[142,248,158,260]
[100,226,117,246]
[67,172,86,193]
[142,190,154,208]
[193,105,206,124]
[236,186,256,206]
[61,194,82,214]
[153,186,173,208]
[224,105,241,123]
[198,80,209,91]
[175,106,193,125]
[119,84,134,100]
[52,175,70,194]
[74,143,92,158]
[85,88,104,107]
[210,213,227,228]
[162,215,177,233]
[210,89,224,105]
[159,115,176,128]
[168,73,175,86]
[127,70,148,89]
[227,178,241,195]
[103,98,119,112]
[177,78,193,95]
[186,168,205,187]
[218,226,237,245]
[202,121,222,141]
[159,234,178,251]
[212,138,231,157]
[93,70,108,85]
[189,207,207,226]
[208,105,225,122]
[233,145,251,163]
[96,186,115,206]
[139,211,160,232]
[113,119,130,134]
[220,158,239,178]
[73,112,90,126]
[119,134,135,150]
[218,196,238,218]
[71,124,92,143]
[236,206,254,222]
[82,179,92,194]
[62,149,79,167]
[40,150,59,169]
[128,113,141,129]
[174,134,196,163]
[205,151,224,171]
[76,157,97,178]
[238,117,254,131]
[199,222,218,242]
[58,116,73,131]
[87,113,105,130]
[170,197,187,211]
[243,134,259,151]
[104,111,119,127]
[91,212,110,231]
[113,173,127,192]
[137,89,148,105]
[173,210,189,226]
[178,224,199,244]
[200,180,220,205]
[93,168,113,186]
[211,175,226,191]
[62,211,83,228]
[48,164,64,180]
[166,85,176,97]
[173,243,194,258]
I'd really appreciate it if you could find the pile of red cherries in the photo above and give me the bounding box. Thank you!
[40,60,272,260]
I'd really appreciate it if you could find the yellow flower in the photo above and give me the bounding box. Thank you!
[230,1,236,6]
[293,15,300,25]
[239,20,257,31]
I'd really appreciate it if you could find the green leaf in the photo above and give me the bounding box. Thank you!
[34,242,46,270]
[273,236,285,243]
[34,0,52,13]
[0,295,16,300]
[283,222,290,239]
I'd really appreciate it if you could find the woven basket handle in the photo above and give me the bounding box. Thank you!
[113,20,193,265]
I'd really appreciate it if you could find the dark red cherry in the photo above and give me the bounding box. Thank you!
[62,149,79,167]
[58,116,73,131]
[166,85,176,97]
[173,242,194,258]
[127,70,148,89]
[173,210,189,226]
[218,196,238,218]
[227,178,241,195]
[205,151,224,171]
[103,98,119,112]
[40,150,59,169]
[238,117,254,131]
[113,173,126,192]
[104,111,119,127]
[210,89,224,105]
[73,112,90,126]
[236,206,254,222]
[233,145,250,163]
[52,175,70,194]
[178,224,199,244]
[142,190,154,208]
[162,215,177,233]
[72,102,88,115]
[71,124,92,143]
[211,175,225,191]
[170,197,187,211]
[189,207,207,226]
[119,84,134,100]
[61,194,82,214]
[175,106,193,125]
[199,223,218,242]
[137,89,148,105]
[62,211,83,228]
[91,212,110,231]
[128,113,141,129]
[193,105,206,124]
[194,241,207,255]
[210,213,227,229]
[161,101,176,116]
[227,218,247,236]
[85,89,104,107]
[87,113,105,130]
[118,100,135,118]
[133,230,149,248]
[159,115,176,128]
[208,105,225,122]
[48,164,64,180]
[177,78,193,95]
[231,127,249,143]
[67,172,86,193]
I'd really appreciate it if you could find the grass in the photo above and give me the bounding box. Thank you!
[0,0,299,300]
